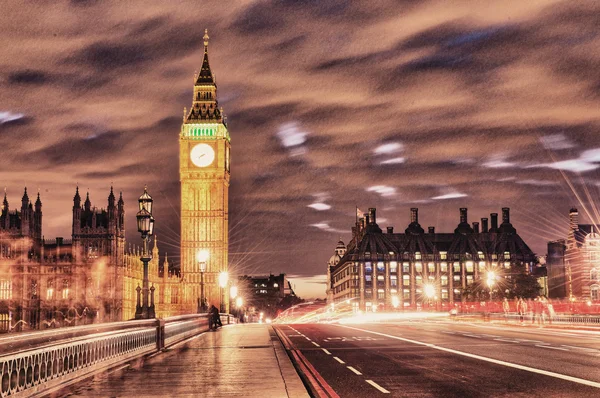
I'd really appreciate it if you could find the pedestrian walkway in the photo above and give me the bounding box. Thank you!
[64,324,309,398]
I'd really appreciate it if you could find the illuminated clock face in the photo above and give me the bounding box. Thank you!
[190,143,215,168]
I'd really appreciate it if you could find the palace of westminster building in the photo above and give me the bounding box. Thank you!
[0,30,231,331]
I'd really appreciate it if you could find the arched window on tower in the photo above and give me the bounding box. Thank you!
[591,268,598,282]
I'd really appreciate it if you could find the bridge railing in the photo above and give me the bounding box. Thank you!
[0,313,237,398]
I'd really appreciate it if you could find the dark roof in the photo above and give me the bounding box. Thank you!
[195,51,214,85]
[335,221,536,273]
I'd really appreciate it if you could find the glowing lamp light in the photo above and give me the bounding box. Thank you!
[236,297,243,307]
[230,285,238,299]
[486,271,497,288]
[196,249,209,263]
[424,284,435,298]
[219,271,229,288]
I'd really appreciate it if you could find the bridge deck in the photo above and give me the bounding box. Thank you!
[62,324,309,397]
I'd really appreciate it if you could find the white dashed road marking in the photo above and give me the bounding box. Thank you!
[322,348,331,355]
[347,366,362,375]
[334,357,345,364]
[366,380,390,394]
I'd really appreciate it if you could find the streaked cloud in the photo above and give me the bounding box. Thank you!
[431,192,468,200]
[307,203,331,211]
[539,134,575,151]
[0,111,24,124]
[367,185,396,197]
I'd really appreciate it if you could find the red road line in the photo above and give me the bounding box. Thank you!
[290,350,330,398]
[294,348,341,398]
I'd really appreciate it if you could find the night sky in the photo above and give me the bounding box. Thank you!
[2,1,600,299]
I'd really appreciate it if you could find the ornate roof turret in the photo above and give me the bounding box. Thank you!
[35,191,42,211]
[73,186,81,207]
[108,186,116,207]
[84,191,91,211]
[196,29,215,85]
[2,189,8,212]
[118,191,124,206]
[21,187,29,208]
[185,29,223,124]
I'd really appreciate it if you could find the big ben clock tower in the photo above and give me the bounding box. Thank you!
[180,30,231,313]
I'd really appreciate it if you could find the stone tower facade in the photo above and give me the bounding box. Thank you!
[179,30,231,313]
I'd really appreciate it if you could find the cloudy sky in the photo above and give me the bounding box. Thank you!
[2,0,600,299]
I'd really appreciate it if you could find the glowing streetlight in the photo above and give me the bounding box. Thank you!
[219,271,229,313]
[230,285,238,299]
[196,249,209,313]
[424,284,435,299]
[486,270,496,302]
[236,296,243,307]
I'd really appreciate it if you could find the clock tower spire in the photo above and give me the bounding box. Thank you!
[179,29,231,314]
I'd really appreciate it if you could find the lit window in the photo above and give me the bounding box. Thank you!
[453,275,461,282]
[466,275,473,285]
[466,262,474,273]
[403,289,410,300]
[274,283,279,288]
[377,262,385,272]
[441,275,448,286]
[415,262,422,272]
[403,275,410,286]
[377,275,385,281]
[504,262,511,269]
[591,269,598,281]
[416,275,422,284]
[390,261,398,273]
[0,279,11,300]
[478,252,484,260]
[492,254,498,260]
[440,252,447,260]
[365,262,372,273]
[440,262,448,272]
[402,262,410,273]
[428,263,435,273]
[453,262,460,273]
[504,252,510,260]
[415,252,422,260]
[365,275,372,282]
[391,275,398,287]
[478,262,485,271]
[377,289,385,300]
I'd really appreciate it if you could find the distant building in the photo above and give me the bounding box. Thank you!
[326,239,346,303]
[329,207,537,311]
[237,274,296,319]
[0,187,183,332]
[547,208,600,301]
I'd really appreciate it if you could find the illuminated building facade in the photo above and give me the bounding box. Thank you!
[0,188,182,332]
[179,30,231,313]
[237,274,296,319]
[329,207,537,311]
[548,208,600,301]
[326,240,346,303]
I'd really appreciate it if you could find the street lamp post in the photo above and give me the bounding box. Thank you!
[218,271,229,313]
[135,186,155,319]
[196,250,209,313]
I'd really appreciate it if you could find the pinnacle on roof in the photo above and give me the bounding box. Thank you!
[22,187,29,204]
[3,188,7,208]
[195,29,215,86]
[118,191,124,205]
[35,191,42,208]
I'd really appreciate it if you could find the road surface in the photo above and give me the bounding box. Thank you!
[275,319,600,397]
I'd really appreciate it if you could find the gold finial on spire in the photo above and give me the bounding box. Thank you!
[203,29,209,52]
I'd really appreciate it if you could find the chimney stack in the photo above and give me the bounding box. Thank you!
[481,218,489,233]
[387,227,394,234]
[365,214,370,225]
[369,208,376,225]
[410,208,419,224]
[472,222,479,233]
[490,213,498,231]
[428,226,435,234]
[460,208,468,224]
[502,207,510,224]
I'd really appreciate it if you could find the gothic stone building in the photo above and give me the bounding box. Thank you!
[546,208,600,302]
[0,187,183,332]
[328,207,537,311]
